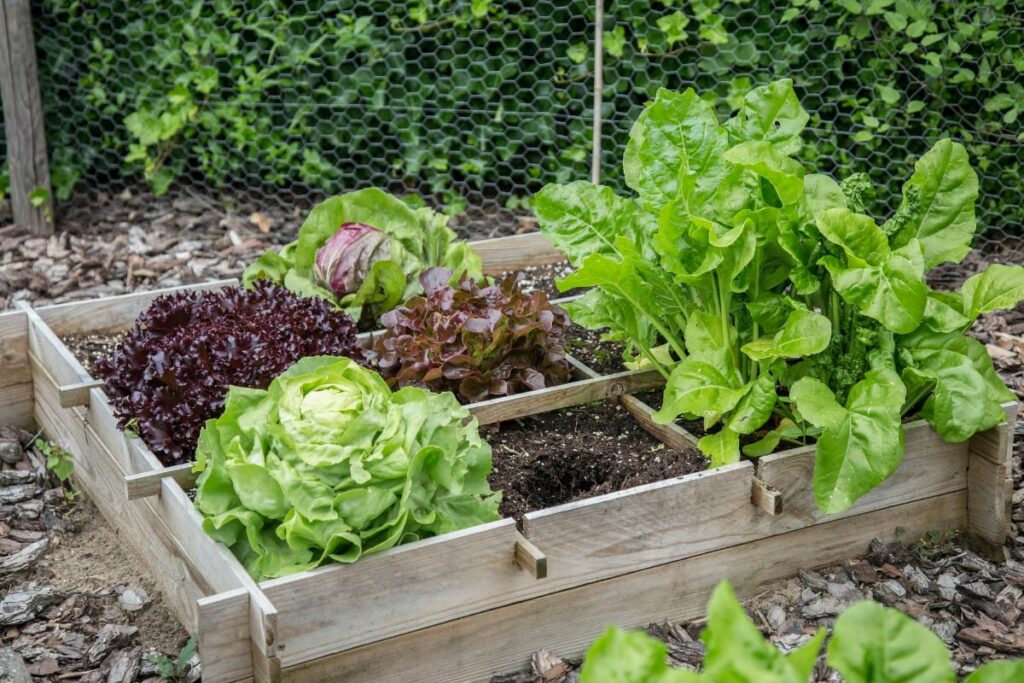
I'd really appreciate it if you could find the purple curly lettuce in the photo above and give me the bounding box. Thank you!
[372,268,572,403]
[96,282,366,465]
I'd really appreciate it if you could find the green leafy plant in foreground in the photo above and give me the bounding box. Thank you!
[34,438,74,484]
[580,581,1024,683]
[193,356,500,580]
[148,637,198,683]
[535,79,1024,514]
[243,188,483,324]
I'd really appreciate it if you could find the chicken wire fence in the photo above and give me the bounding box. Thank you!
[3,0,1022,259]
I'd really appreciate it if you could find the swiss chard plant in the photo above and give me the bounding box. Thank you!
[244,188,483,324]
[536,80,1024,513]
[579,580,1024,682]
[372,267,572,403]
[193,356,500,580]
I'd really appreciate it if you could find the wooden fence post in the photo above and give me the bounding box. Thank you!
[590,0,603,185]
[0,0,53,236]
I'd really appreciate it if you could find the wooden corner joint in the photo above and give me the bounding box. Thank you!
[514,531,548,579]
[751,477,783,516]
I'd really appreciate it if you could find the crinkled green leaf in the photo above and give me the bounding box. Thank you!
[791,369,906,514]
[815,207,889,266]
[725,79,809,154]
[922,290,970,333]
[653,358,747,427]
[890,139,978,269]
[827,601,955,683]
[961,263,1024,320]
[822,240,927,334]
[742,309,831,362]
[623,87,728,213]
[803,173,847,217]
[534,181,648,263]
[727,374,777,435]
[194,357,500,580]
[724,140,805,205]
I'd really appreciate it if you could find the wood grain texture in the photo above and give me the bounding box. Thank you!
[751,478,782,516]
[0,309,32,386]
[523,463,760,591]
[58,379,103,408]
[259,519,540,667]
[0,382,33,430]
[621,394,699,449]
[967,404,1017,550]
[470,368,663,426]
[280,491,967,683]
[126,463,195,499]
[0,0,53,236]
[755,417,969,529]
[514,531,547,579]
[472,232,564,274]
[197,589,252,683]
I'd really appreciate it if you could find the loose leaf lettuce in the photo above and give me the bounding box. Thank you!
[244,188,483,323]
[193,356,500,579]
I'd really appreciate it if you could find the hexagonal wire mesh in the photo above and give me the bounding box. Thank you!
[2,1,1022,269]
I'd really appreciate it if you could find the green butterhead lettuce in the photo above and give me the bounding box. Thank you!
[193,356,500,580]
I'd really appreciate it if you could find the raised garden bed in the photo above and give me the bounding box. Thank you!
[3,231,1018,683]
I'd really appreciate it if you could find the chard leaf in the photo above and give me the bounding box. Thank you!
[964,661,1024,683]
[822,240,927,334]
[723,140,805,205]
[623,87,727,212]
[815,207,889,266]
[742,418,802,457]
[827,601,955,683]
[580,627,701,683]
[741,309,831,362]
[891,139,978,269]
[564,288,659,352]
[899,331,1013,442]
[534,181,647,263]
[746,293,799,334]
[922,290,970,333]
[725,79,809,154]
[702,581,823,682]
[803,173,847,216]
[698,428,742,467]
[685,310,736,367]
[791,369,906,514]
[727,374,777,435]
[653,358,748,427]
[961,263,1024,320]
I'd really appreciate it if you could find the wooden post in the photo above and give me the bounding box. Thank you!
[590,0,603,185]
[0,0,53,236]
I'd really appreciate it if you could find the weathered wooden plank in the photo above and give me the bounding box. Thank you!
[523,463,759,591]
[34,279,237,336]
[0,0,53,236]
[0,382,33,430]
[621,394,698,449]
[260,519,537,668]
[58,379,104,408]
[751,478,782,516]
[470,368,663,426]
[126,463,195,499]
[197,589,252,683]
[472,233,563,275]
[281,491,967,683]
[756,417,969,529]
[0,309,32,386]
[969,402,1018,467]
[966,402,1018,554]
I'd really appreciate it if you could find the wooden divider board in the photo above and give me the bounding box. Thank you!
[0,310,33,428]
[280,491,968,683]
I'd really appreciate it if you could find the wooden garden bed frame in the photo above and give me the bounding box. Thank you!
[0,231,1016,683]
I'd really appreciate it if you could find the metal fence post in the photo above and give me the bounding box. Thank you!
[0,0,54,236]
[590,0,603,186]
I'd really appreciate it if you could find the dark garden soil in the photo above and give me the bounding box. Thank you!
[486,401,708,524]
[565,325,627,375]
[0,426,192,682]
[499,261,582,301]
[62,333,126,378]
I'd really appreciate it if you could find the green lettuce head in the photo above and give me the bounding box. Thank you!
[193,356,500,580]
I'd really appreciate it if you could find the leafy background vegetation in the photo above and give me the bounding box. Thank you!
[6,0,1021,235]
